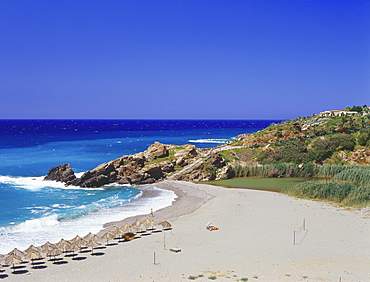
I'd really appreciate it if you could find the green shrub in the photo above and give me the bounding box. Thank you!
[328,134,355,151]
[357,129,370,146]
[307,138,335,164]
[262,140,308,164]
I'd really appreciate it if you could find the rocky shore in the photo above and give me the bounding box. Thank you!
[44,142,228,187]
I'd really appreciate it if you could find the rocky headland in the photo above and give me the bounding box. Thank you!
[44,106,370,188]
[44,141,228,187]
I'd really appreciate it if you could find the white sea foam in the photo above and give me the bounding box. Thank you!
[0,214,59,234]
[0,175,104,191]
[0,184,175,254]
[188,138,231,144]
[0,175,66,191]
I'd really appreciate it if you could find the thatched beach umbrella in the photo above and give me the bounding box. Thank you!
[141,218,152,226]
[133,219,141,227]
[24,245,40,255]
[141,218,157,231]
[41,242,57,257]
[108,226,124,238]
[120,223,131,231]
[128,226,138,233]
[24,250,42,268]
[5,255,22,273]
[148,219,158,230]
[70,235,88,249]
[56,238,73,253]
[158,221,172,230]
[41,241,55,252]
[85,239,101,255]
[83,232,101,243]
[101,231,115,245]
[7,248,24,260]
[137,223,148,233]
[45,246,62,261]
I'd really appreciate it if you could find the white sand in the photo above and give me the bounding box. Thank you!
[5,181,370,281]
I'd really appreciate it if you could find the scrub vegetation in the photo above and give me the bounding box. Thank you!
[214,105,370,207]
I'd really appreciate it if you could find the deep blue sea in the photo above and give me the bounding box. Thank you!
[0,119,279,253]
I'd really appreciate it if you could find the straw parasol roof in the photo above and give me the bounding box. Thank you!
[5,254,22,266]
[101,231,115,244]
[5,254,22,273]
[120,223,131,231]
[25,250,42,261]
[24,244,40,255]
[41,241,55,251]
[56,238,73,252]
[108,226,124,237]
[85,238,101,255]
[133,219,141,227]
[83,232,101,243]
[137,223,148,233]
[126,226,137,234]
[45,246,62,258]
[41,242,58,257]
[25,250,42,267]
[8,248,24,260]
[158,221,172,229]
[142,218,152,226]
[86,238,100,248]
[70,235,88,248]
[148,219,158,229]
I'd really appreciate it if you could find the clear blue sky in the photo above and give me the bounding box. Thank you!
[1,1,369,119]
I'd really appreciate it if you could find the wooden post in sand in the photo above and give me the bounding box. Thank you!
[293,231,296,245]
[153,252,156,265]
[163,232,166,250]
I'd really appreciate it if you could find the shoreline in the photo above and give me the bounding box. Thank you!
[101,180,213,234]
[4,180,370,281]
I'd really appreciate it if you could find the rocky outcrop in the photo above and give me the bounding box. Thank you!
[44,163,76,183]
[45,142,234,188]
[172,152,226,182]
[339,149,370,165]
[144,142,169,161]
[65,142,204,188]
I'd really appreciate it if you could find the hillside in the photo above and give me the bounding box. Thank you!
[171,105,369,181]
[46,105,370,185]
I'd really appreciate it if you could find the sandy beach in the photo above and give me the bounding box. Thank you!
[4,180,370,282]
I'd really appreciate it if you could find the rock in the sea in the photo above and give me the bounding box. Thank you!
[44,163,76,182]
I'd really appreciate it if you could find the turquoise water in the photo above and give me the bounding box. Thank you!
[0,119,278,253]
